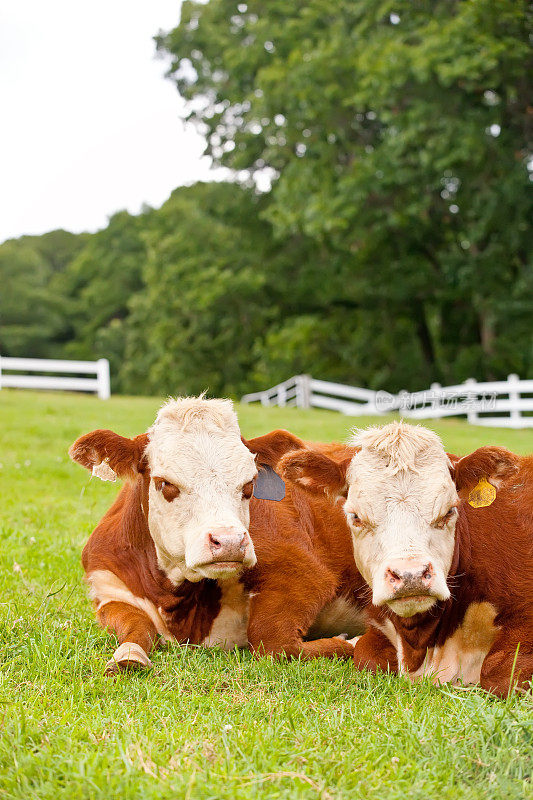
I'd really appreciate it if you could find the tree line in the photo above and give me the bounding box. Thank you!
[1,0,531,397]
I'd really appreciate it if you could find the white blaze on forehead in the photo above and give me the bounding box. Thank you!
[344,422,458,610]
[347,422,457,524]
[146,396,254,480]
[349,421,450,480]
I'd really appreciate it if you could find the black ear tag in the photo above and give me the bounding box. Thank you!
[253,463,285,501]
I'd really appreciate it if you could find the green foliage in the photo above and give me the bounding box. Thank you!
[1,1,531,395]
[57,210,151,389]
[121,183,272,396]
[0,230,88,357]
[158,0,533,387]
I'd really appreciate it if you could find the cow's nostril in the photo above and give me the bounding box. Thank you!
[208,534,222,549]
[422,565,433,581]
[386,568,402,584]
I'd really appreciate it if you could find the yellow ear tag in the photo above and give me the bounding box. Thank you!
[468,477,496,508]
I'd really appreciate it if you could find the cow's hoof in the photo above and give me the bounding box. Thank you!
[104,642,153,676]
[347,635,361,647]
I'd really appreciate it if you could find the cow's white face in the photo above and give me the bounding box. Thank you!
[344,424,458,617]
[145,399,258,583]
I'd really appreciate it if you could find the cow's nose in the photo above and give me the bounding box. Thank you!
[207,528,248,562]
[385,559,434,593]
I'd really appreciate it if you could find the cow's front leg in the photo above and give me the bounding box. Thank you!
[352,626,398,674]
[98,601,159,675]
[480,626,533,697]
[247,555,355,659]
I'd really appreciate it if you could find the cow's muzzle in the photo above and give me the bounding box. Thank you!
[378,558,449,617]
[385,559,435,599]
[385,559,434,599]
[207,527,249,564]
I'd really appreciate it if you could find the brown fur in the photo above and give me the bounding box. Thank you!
[352,624,398,673]
[453,446,519,490]
[98,602,159,655]
[245,433,366,659]
[245,484,364,660]
[281,444,533,696]
[242,429,305,465]
[72,428,367,667]
[279,450,352,497]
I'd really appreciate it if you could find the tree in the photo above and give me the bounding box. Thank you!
[158,0,533,387]
[122,182,276,396]
[3,0,531,396]
[57,210,151,388]
[0,230,87,357]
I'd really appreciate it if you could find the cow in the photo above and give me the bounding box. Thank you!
[280,421,533,696]
[69,396,366,674]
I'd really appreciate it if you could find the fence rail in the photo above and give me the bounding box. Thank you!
[241,374,533,428]
[0,357,111,399]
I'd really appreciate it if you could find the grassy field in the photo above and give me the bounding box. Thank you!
[0,389,532,800]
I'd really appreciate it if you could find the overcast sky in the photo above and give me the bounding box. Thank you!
[0,0,213,243]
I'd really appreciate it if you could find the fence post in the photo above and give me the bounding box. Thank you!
[507,373,521,426]
[294,376,302,408]
[296,374,311,409]
[97,358,111,400]
[464,378,478,424]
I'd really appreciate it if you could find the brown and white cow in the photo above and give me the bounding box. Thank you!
[69,397,366,673]
[280,422,533,696]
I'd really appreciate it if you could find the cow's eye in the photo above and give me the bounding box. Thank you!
[346,511,364,527]
[435,506,457,528]
[242,481,254,500]
[153,477,180,502]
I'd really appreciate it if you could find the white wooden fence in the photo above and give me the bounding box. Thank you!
[0,357,111,399]
[241,374,533,428]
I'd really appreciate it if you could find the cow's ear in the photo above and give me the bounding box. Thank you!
[446,452,461,468]
[279,449,352,498]
[69,429,149,482]
[242,429,306,468]
[452,446,519,493]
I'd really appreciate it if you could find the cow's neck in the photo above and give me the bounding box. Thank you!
[121,473,153,549]
[453,503,472,581]
[388,607,442,662]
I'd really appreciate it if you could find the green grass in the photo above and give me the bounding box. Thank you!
[0,389,532,799]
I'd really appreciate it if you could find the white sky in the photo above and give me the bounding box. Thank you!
[0,0,214,243]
